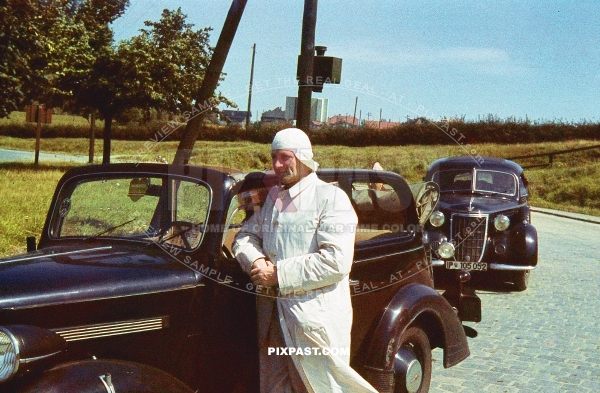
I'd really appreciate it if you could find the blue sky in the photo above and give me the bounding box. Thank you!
[111,0,600,123]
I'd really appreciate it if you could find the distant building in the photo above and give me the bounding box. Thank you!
[221,110,251,124]
[285,97,329,123]
[261,107,287,122]
[363,120,401,129]
[328,115,359,127]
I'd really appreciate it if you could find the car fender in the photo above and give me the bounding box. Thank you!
[19,359,194,393]
[512,222,538,266]
[362,283,469,373]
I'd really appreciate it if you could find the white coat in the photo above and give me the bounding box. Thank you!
[233,172,378,393]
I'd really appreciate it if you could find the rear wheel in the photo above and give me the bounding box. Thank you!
[393,326,432,393]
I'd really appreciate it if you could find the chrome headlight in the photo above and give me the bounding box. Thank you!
[494,215,510,231]
[438,242,455,259]
[0,325,65,382]
[429,211,445,227]
[0,328,19,382]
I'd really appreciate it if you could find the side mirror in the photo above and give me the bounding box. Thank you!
[26,236,36,252]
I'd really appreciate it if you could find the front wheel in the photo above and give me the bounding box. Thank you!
[393,326,432,393]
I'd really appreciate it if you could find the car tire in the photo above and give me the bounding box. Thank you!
[393,326,432,393]
[512,270,530,291]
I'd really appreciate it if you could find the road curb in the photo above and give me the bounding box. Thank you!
[531,206,600,225]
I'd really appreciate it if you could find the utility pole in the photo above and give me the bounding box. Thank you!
[246,43,256,131]
[34,105,42,165]
[353,97,358,126]
[296,0,318,132]
[89,112,95,164]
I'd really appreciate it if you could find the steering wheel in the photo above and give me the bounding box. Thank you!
[160,221,202,250]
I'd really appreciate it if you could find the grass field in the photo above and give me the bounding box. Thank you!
[0,111,95,127]
[1,137,598,256]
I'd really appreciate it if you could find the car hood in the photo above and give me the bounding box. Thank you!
[438,193,519,214]
[0,245,200,309]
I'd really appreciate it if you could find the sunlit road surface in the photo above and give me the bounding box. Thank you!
[431,212,600,392]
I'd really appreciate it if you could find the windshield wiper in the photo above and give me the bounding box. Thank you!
[84,218,137,240]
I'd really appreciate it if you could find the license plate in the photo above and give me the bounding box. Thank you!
[446,261,488,271]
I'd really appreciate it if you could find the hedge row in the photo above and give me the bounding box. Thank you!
[1,120,599,146]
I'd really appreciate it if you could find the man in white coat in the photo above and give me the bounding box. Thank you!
[233,128,378,393]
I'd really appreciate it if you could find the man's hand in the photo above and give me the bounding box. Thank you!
[251,258,278,287]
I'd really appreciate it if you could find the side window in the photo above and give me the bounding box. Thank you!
[162,179,211,250]
[175,180,210,224]
[351,181,407,243]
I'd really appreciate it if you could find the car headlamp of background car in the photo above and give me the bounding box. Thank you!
[429,211,445,227]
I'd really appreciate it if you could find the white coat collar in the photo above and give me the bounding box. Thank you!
[280,172,317,200]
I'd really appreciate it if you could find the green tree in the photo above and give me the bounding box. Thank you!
[2,2,230,164]
[53,6,229,164]
[119,8,234,119]
[0,0,45,118]
[44,0,130,163]
[0,0,129,119]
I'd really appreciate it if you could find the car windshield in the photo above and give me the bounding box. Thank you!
[433,169,517,196]
[51,175,211,249]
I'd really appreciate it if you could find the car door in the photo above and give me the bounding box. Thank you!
[316,169,433,360]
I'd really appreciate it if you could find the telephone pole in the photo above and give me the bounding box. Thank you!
[296,0,318,132]
[246,43,256,130]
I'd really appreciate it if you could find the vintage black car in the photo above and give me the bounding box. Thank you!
[423,156,538,291]
[0,163,480,393]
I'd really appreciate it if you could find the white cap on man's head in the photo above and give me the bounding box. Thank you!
[271,128,319,171]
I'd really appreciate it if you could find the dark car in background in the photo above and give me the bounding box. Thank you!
[423,156,538,291]
[0,163,478,393]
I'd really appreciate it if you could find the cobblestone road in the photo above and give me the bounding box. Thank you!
[430,212,600,392]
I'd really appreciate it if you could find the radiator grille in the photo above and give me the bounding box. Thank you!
[451,214,488,263]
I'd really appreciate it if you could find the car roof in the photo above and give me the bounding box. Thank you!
[57,163,245,187]
[427,156,523,174]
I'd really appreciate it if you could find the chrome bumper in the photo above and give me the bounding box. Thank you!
[489,263,537,271]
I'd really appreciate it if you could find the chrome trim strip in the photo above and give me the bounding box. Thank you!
[0,246,113,265]
[8,284,200,310]
[52,316,168,342]
[20,350,62,364]
[431,259,445,267]
[489,264,537,271]
[354,245,424,264]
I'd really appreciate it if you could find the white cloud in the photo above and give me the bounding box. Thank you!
[436,47,511,63]
[339,41,528,76]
